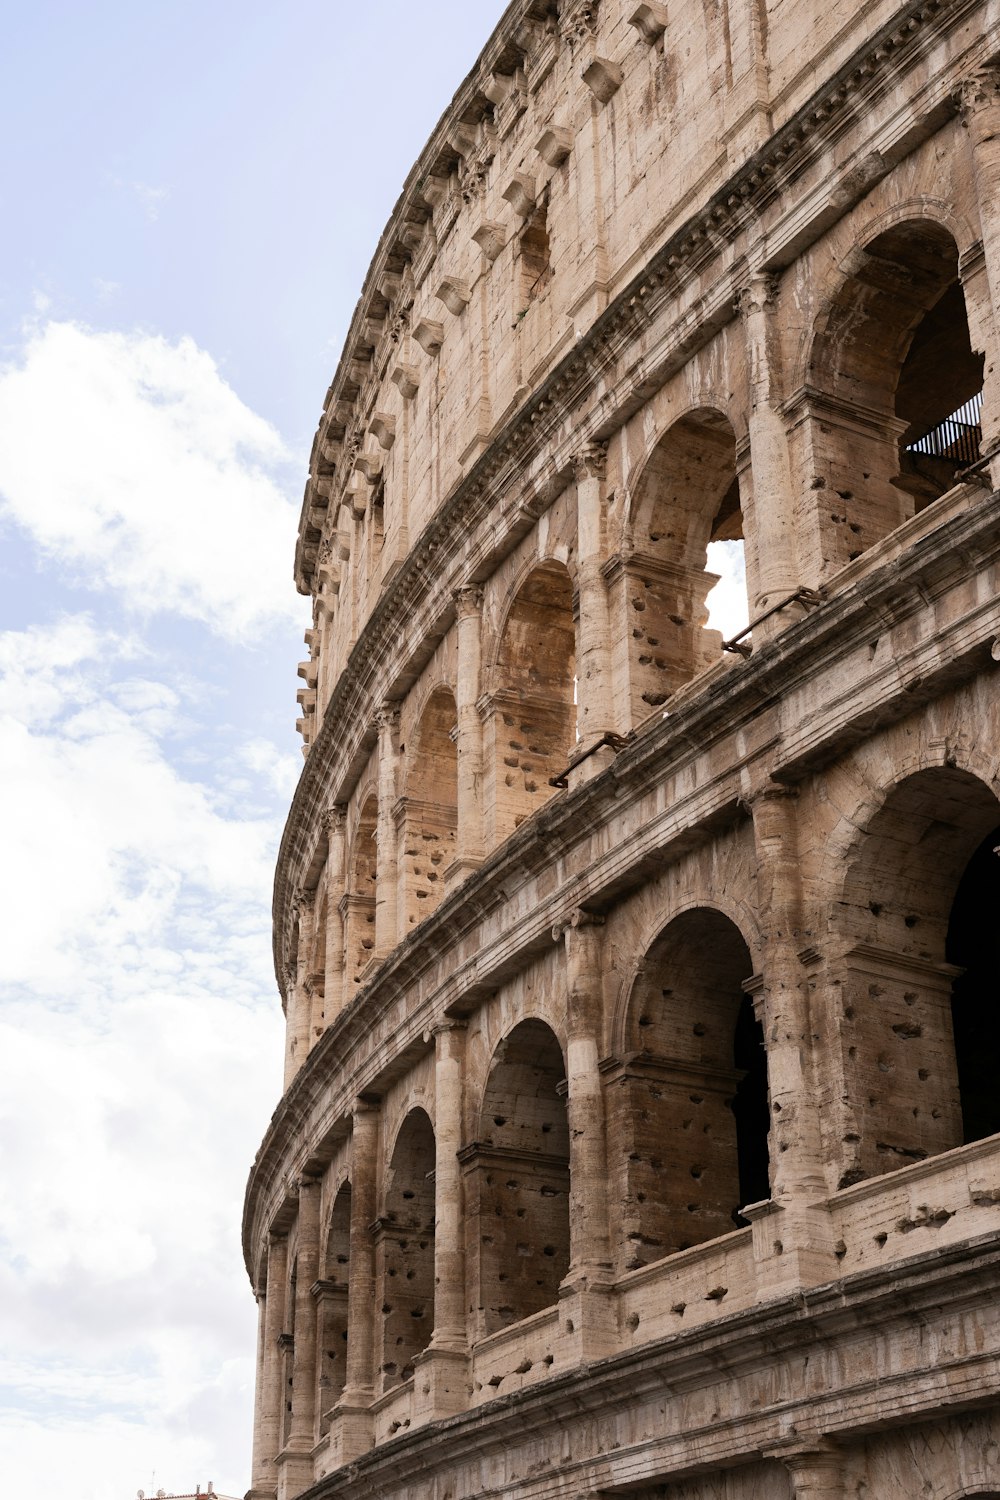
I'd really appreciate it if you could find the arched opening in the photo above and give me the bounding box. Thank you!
[486,561,576,846]
[835,767,1000,1187]
[344,796,377,989]
[609,909,768,1271]
[376,1108,435,1391]
[615,409,746,727]
[400,686,458,928]
[464,1020,571,1335]
[805,219,983,577]
[317,1183,351,1428]
[947,823,1000,1144]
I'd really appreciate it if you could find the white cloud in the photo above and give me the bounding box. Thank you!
[0,615,285,1496]
[0,321,306,641]
[705,538,750,641]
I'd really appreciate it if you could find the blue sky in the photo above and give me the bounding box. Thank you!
[0,5,507,1495]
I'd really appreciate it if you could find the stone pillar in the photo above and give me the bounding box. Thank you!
[958,65,1000,471]
[561,911,613,1278]
[415,1022,469,1420]
[282,959,308,1093]
[767,1440,845,1499]
[748,788,838,1292]
[573,445,617,761]
[374,706,400,957]
[249,1232,288,1498]
[276,1180,321,1499]
[322,805,348,1027]
[737,274,800,629]
[452,586,485,878]
[338,1098,379,1459]
[555,911,616,1361]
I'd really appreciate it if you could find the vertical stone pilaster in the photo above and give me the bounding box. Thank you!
[337,1098,379,1459]
[287,1178,321,1455]
[415,1022,469,1420]
[561,911,613,1279]
[282,953,309,1093]
[573,445,617,761]
[555,911,616,1361]
[736,274,800,629]
[767,1440,845,1500]
[374,706,400,957]
[452,586,485,878]
[322,805,348,1028]
[748,788,838,1293]
[958,65,1000,471]
[249,1232,288,1498]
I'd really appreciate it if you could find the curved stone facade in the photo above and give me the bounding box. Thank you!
[245,4,1000,1498]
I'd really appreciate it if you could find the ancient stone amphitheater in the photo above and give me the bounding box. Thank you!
[243,3,1000,1498]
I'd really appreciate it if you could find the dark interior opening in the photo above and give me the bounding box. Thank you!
[947,822,1000,1144]
[731,992,771,1217]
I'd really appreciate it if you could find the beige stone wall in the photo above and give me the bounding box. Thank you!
[253,2,1000,1500]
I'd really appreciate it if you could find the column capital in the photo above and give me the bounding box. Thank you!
[322,802,348,837]
[431,1018,469,1038]
[956,63,1000,121]
[735,270,781,318]
[282,962,297,994]
[374,702,401,736]
[573,441,608,483]
[452,583,484,617]
[553,907,606,942]
[293,886,317,918]
[353,1092,382,1118]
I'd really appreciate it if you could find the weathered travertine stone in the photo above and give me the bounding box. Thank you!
[248,3,1000,1499]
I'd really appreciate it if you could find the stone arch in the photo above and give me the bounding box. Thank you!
[464,1018,571,1335]
[376,1107,436,1391]
[317,1180,351,1423]
[345,793,378,989]
[400,683,458,929]
[613,407,745,725]
[484,559,577,846]
[608,907,768,1272]
[830,764,1000,1186]
[802,214,983,577]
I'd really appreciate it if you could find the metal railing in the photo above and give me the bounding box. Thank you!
[905,391,983,466]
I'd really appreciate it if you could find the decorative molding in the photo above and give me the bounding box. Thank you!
[559,0,601,45]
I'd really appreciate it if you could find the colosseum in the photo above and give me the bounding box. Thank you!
[243,2,1000,1497]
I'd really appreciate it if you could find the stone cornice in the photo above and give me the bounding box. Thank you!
[295,0,977,592]
[248,490,1000,1267]
[278,0,991,984]
[287,1236,1000,1499]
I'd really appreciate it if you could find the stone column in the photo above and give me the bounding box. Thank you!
[555,911,616,1361]
[958,65,1000,471]
[338,1098,379,1458]
[374,706,400,956]
[767,1440,845,1499]
[249,1232,288,1498]
[452,586,485,877]
[276,1181,321,1498]
[737,274,800,629]
[287,1178,321,1450]
[561,911,613,1278]
[322,805,348,1027]
[573,445,617,760]
[282,960,308,1093]
[415,1022,469,1420]
[747,788,837,1293]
